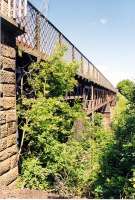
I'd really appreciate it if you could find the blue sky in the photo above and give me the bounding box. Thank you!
[30,0,135,86]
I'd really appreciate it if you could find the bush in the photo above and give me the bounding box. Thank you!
[90,85,135,199]
[17,46,114,197]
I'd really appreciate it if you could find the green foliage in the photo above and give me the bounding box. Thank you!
[93,113,103,127]
[20,102,112,196]
[90,82,135,199]
[112,93,127,128]
[18,46,135,198]
[18,46,112,197]
[117,79,135,101]
[28,45,78,97]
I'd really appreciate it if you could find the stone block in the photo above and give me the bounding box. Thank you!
[0,134,17,152]
[0,97,15,110]
[0,158,11,176]
[0,98,3,111]
[10,154,18,169]
[0,167,18,186]
[7,122,16,136]
[0,71,15,84]
[0,112,6,125]
[0,136,7,152]
[0,56,15,71]
[8,179,17,189]
[0,122,16,139]
[1,44,16,59]
[0,84,16,97]
[6,110,16,123]
[0,145,18,162]
[7,134,17,148]
[0,110,16,124]
[5,97,16,110]
[0,123,8,138]
[0,97,16,110]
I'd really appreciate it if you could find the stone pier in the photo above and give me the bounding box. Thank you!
[102,103,111,129]
[0,16,23,188]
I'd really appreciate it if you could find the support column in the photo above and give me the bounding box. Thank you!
[102,103,111,129]
[0,16,24,188]
[91,85,94,120]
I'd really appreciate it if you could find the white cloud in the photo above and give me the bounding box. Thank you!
[99,18,108,25]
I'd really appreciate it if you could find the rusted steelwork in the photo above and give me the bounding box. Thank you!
[64,79,116,115]
[0,0,116,93]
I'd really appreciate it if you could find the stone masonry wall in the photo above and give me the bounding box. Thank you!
[0,41,18,187]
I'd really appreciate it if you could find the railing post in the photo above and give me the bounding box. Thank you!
[88,62,90,79]
[18,0,22,18]
[91,85,94,101]
[35,13,41,51]
[24,0,27,17]
[91,85,94,120]
[8,0,11,17]
[96,70,98,83]
[59,33,62,46]
[13,0,16,19]
[92,66,95,81]
[72,46,75,61]
[81,55,83,74]
[1,0,4,13]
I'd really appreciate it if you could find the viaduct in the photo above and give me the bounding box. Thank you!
[0,0,117,188]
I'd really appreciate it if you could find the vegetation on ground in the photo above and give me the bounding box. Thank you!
[17,47,135,198]
[90,81,135,199]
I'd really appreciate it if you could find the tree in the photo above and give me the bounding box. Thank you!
[117,79,135,101]
[18,46,111,197]
[91,81,135,199]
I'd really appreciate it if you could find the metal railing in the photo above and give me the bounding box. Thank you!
[0,0,116,93]
[0,0,27,19]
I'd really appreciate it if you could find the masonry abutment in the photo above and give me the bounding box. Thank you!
[0,17,23,188]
